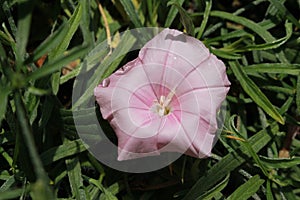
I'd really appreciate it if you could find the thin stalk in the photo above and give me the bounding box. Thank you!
[14,91,53,199]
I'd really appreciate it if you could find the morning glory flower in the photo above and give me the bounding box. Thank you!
[94,29,230,161]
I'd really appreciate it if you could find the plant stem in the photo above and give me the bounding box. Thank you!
[14,91,53,199]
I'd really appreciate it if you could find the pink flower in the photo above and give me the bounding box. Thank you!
[94,29,230,161]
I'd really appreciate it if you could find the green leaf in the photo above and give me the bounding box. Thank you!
[15,0,34,70]
[38,96,55,130]
[167,1,194,36]
[27,87,51,96]
[49,3,83,94]
[229,115,269,176]
[266,180,274,200]
[267,0,300,29]
[233,0,266,16]
[119,0,143,27]
[296,73,300,114]
[229,61,285,124]
[231,22,292,52]
[243,63,300,75]
[24,24,68,64]
[210,11,277,43]
[26,45,89,82]
[204,29,253,44]
[259,156,300,169]
[183,124,277,200]
[199,173,229,200]
[0,85,10,126]
[2,1,17,38]
[0,175,15,192]
[0,146,13,167]
[66,157,87,200]
[40,139,86,166]
[0,30,14,47]
[261,86,295,95]
[280,187,297,200]
[72,30,136,109]
[49,5,83,59]
[0,188,28,200]
[104,182,123,197]
[146,0,160,26]
[80,0,94,46]
[60,66,81,85]
[14,91,54,199]
[196,0,212,39]
[227,175,264,200]
[210,48,242,60]
[84,177,118,200]
[164,0,184,27]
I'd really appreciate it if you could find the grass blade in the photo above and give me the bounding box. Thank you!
[84,176,118,200]
[183,124,277,200]
[119,0,143,27]
[24,24,68,64]
[268,0,300,28]
[243,63,300,75]
[26,45,89,82]
[198,173,230,200]
[164,0,184,27]
[227,175,264,200]
[14,91,53,199]
[229,61,285,124]
[15,0,34,70]
[0,175,15,192]
[296,73,300,114]
[0,84,10,126]
[167,1,194,36]
[2,1,17,37]
[196,0,212,39]
[66,157,87,200]
[266,180,275,200]
[40,139,86,166]
[0,188,29,200]
[49,3,83,94]
[259,156,300,169]
[72,30,136,109]
[210,11,276,43]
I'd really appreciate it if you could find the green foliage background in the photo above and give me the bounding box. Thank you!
[0,0,300,199]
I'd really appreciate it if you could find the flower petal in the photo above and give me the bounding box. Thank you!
[94,28,230,161]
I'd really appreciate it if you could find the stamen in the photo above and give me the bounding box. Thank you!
[151,90,175,116]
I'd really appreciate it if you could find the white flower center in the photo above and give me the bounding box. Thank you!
[151,90,175,117]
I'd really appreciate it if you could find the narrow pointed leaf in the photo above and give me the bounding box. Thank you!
[164,0,184,27]
[210,11,275,43]
[267,0,300,28]
[227,175,264,200]
[297,73,300,114]
[66,157,87,200]
[167,1,194,36]
[26,45,89,81]
[229,61,285,124]
[24,24,68,64]
[197,0,212,39]
[0,86,10,125]
[243,63,300,75]
[119,0,143,27]
[49,3,83,94]
[183,124,277,200]
[40,139,86,166]
[15,0,34,69]
[198,174,230,200]
[259,156,300,169]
